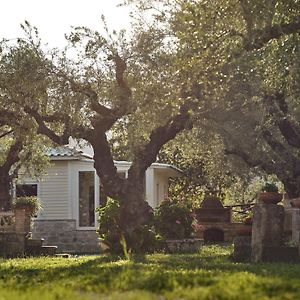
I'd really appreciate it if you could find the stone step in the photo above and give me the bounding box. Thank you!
[25,238,45,256]
[26,238,44,248]
[41,246,57,256]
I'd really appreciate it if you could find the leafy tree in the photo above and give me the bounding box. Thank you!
[0,26,54,210]
[130,0,300,198]
[5,22,201,251]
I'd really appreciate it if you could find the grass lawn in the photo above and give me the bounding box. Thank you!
[0,245,300,300]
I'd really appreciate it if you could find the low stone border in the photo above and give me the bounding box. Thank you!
[161,238,203,253]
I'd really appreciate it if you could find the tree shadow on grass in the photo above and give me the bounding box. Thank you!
[1,247,300,294]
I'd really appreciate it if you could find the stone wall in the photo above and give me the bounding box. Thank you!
[0,232,25,257]
[32,220,100,253]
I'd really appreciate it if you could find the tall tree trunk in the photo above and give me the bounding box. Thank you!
[91,132,154,252]
[0,139,23,211]
[89,101,192,252]
[0,171,12,211]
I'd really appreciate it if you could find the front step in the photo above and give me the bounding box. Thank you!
[26,238,44,248]
[25,238,57,257]
[25,238,45,256]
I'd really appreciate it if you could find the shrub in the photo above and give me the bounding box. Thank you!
[97,198,157,253]
[262,182,278,193]
[154,200,194,239]
[97,198,122,252]
[12,196,41,216]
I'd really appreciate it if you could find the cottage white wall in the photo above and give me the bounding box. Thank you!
[145,169,155,207]
[151,170,169,208]
[38,161,69,220]
[116,166,171,209]
[20,160,175,219]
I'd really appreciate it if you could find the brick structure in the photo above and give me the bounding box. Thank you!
[195,222,251,242]
[194,197,251,242]
[14,208,31,234]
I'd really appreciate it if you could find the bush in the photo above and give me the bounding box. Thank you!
[97,198,122,252]
[262,182,278,192]
[154,200,194,239]
[97,198,157,253]
[12,196,41,216]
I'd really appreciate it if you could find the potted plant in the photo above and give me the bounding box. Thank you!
[12,196,41,233]
[259,182,282,204]
[12,196,41,216]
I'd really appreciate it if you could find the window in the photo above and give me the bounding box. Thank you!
[16,184,37,197]
[79,171,95,227]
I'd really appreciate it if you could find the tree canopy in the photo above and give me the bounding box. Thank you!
[0,0,299,249]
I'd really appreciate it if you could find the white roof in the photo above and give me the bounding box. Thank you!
[47,146,93,160]
[48,146,182,177]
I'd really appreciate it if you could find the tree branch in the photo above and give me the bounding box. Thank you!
[89,130,127,200]
[128,100,194,181]
[24,107,70,145]
[0,129,13,139]
[244,17,300,50]
[264,93,300,149]
[224,148,261,168]
[1,138,24,173]
[112,53,132,116]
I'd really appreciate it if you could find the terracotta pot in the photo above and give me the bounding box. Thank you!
[290,198,300,208]
[259,192,283,204]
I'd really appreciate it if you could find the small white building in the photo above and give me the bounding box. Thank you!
[16,147,181,253]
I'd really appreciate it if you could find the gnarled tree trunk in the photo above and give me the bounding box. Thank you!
[0,172,12,211]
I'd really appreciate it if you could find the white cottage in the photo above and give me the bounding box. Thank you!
[16,147,181,253]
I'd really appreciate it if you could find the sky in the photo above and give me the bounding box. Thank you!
[0,0,131,48]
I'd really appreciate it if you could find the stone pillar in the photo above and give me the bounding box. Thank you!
[233,236,251,261]
[292,209,300,245]
[251,204,284,262]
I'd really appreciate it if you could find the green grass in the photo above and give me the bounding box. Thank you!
[0,245,300,299]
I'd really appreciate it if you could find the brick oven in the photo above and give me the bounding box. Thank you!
[194,196,250,242]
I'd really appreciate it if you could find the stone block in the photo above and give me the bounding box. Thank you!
[262,246,299,263]
[233,236,251,262]
[292,209,300,245]
[251,204,284,262]
[284,208,293,233]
